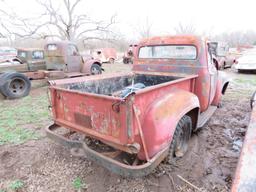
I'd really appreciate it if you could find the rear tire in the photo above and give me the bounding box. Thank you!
[0,72,31,99]
[109,58,115,64]
[90,64,102,75]
[123,58,128,64]
[166,115,192,164]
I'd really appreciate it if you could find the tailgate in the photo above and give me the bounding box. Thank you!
[49,87,131,145]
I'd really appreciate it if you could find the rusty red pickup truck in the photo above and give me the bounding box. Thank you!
[46,35,229,177]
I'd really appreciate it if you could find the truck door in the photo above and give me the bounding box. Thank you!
[207,43,218,104]
[67,44,82,72]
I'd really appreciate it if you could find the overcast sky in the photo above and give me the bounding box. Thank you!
[2,0,255,40]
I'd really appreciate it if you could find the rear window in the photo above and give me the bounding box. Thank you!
[139,45,197,59]
[47,44,57,51]
[32,51,44,59]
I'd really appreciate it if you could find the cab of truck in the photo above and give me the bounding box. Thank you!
[44,41,102,75]
[44,41,82,72]
[133,35,229,113]
[17,48,46,71]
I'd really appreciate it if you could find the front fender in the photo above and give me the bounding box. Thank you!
[212,71,230,106]
[81,59,101,74]
[138,89,200,159]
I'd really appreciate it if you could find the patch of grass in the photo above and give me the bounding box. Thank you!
[9,180,24,191]
[233,78,256,86]
[0,127,39,145]
[0,87,49,145]
[72,177,87,191]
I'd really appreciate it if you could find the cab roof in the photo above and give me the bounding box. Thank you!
[139,35,207,46]
[16,48,43,51]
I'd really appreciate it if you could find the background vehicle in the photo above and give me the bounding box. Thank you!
[94,48,117,64]
[46,35,229,177]
[0,41,103,99]
[212,42,236,69]
[123,44,138,64]
[0,47,17,63]
[235,49,256,72]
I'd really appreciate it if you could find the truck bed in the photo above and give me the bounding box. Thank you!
[48,72,197,152]
[57,73,182,97]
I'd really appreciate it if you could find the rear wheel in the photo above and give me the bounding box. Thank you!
[90,64,102,75]
[166,115,192,164]
[109,58,115,64]
[123,57,128,64]
[0,72,31,99]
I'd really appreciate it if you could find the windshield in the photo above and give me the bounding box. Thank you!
[138,45,197,59]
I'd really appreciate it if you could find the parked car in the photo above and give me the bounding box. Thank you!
[235,50,256,72]
[94,48,117,64]
[0,41,103,99]
[123,44,138,64]
[46,35,229,177]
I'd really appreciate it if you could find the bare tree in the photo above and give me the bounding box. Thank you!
[0,0,117,42]
[213,30,256,47]
[174,22,196,35]
[134,17,153,39]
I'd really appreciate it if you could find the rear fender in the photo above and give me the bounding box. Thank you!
[138,89,200,159]
[212,71,230,106]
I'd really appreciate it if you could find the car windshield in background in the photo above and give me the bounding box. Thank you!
[32,51,44,59]
[139,45,197,59]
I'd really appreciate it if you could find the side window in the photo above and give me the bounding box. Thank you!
[32,51,44,59]
[68,45,79,56]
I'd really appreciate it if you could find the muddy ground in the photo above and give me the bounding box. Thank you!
[0,64,255,192]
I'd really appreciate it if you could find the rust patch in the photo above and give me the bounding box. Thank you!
[74,113,92,128]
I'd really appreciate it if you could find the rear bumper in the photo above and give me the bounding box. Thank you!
[46,123,169,177]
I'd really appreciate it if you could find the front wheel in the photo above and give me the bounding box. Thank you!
[90,64,102,75]
[166,115,192,164]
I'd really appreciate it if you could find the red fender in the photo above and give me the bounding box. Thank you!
[81,59,101,74]
[212,71,229,106]
[138,89,200,160]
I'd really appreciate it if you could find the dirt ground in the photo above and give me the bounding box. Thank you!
[0,64,255,192]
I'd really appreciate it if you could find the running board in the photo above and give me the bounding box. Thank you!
[197,106,217,128]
